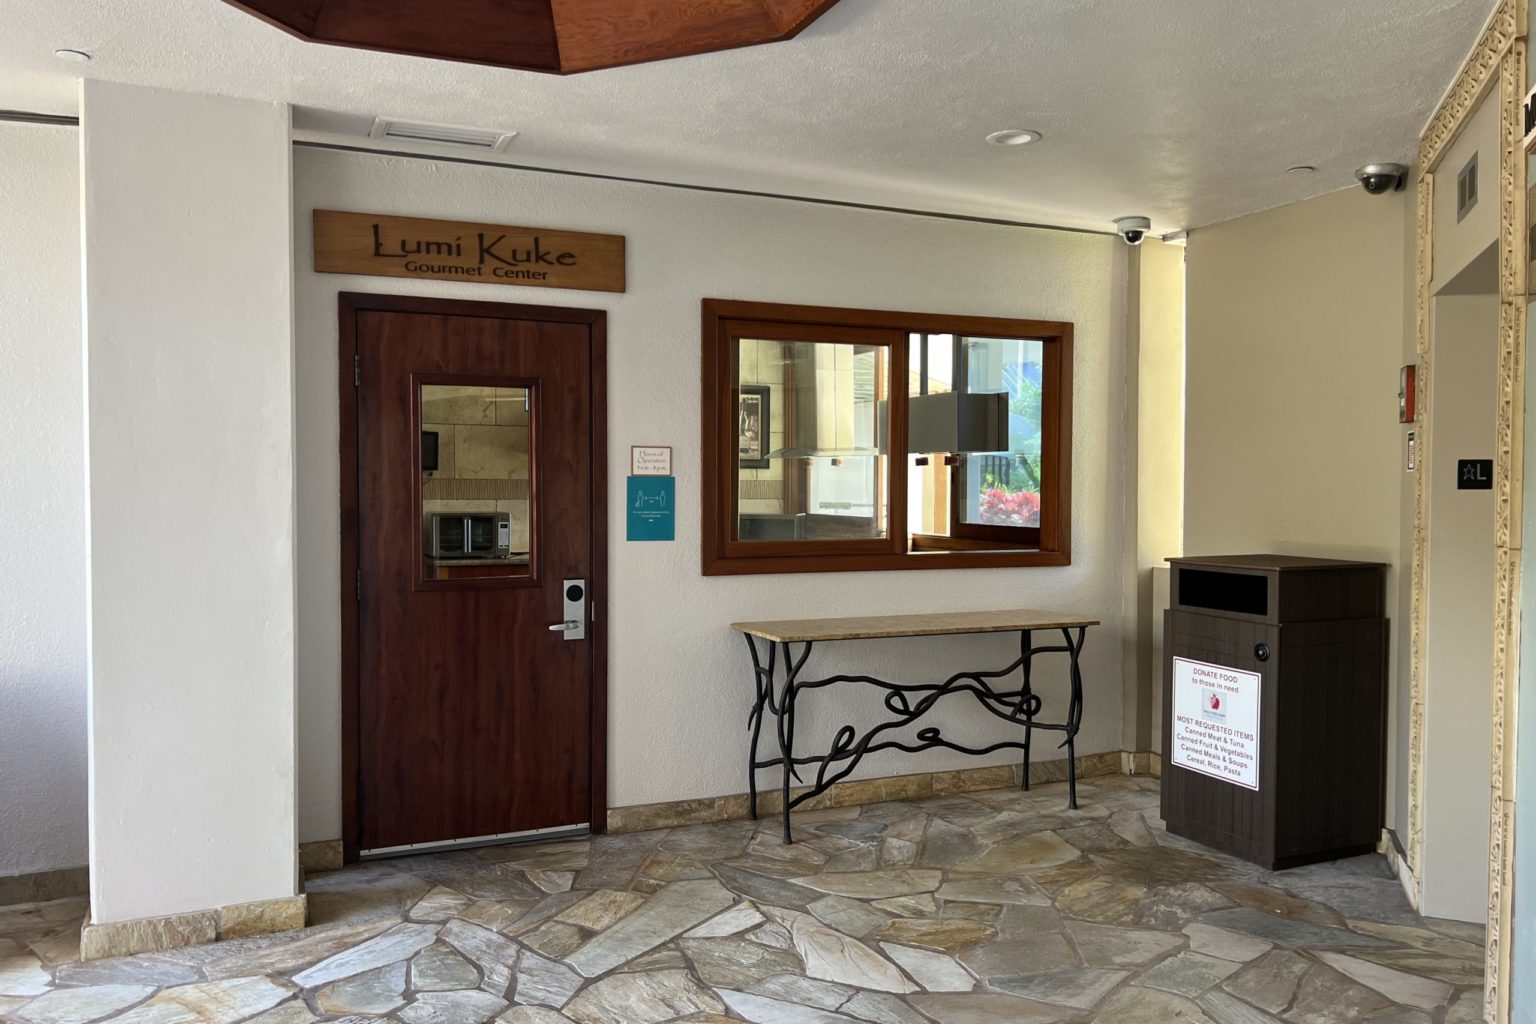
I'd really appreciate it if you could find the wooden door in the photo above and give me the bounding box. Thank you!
[341,294,606,857]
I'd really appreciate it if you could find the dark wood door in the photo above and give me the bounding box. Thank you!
[346,296,605,855]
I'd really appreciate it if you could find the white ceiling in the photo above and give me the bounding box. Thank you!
[0,0,1495,233]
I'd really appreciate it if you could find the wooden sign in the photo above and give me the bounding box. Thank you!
[313,210,625,293]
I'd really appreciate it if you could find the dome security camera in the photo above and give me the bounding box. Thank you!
[1114,216,1152,246]
[1355,163,1408,195]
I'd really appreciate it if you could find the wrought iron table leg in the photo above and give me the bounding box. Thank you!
[744,635,774,821]
[1019,629,1034,791]
[1062,626,1086,810]
[776,640,813,844]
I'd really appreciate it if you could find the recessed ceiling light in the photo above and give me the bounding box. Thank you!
[986,129,1042,147]
[1287,165,1316,174]
[53,48,92,62]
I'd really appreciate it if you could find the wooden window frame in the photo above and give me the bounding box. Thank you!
[702,299,1073,576]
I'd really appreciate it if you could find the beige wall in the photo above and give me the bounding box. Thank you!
[1185,185,1408,826]
[1432,91,1499,288]
[1123,241,1186,755]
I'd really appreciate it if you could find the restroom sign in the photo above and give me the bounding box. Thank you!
[1171,657,1261,790]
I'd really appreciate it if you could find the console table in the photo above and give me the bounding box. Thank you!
[732,610,1099,842]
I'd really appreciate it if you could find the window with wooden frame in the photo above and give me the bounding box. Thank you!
[702,300,1072,575]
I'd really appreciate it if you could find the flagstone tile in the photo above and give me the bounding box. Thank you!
[906,991,1076,1023]
[13,983,156,1024]
[555,890,646,932]
[1132,882,1233,929]
[104,975,296,1024]
[0,953,54,996]
[743,972,853,1009]
[619,945,689,972]
[482,841,590,873]
[714,987,862,1024]
[874,917,995,951]
[1054,875,1149,923]
[1211,883,1346,927]
[1197,908,1390,949]
[512,950,584,1008]
[807,895,891,937]
[399,987,508,1023]
[520,921,588,959]
[409,887,474,923]
[564,968,724,1024]
[764,907,915,993]
[1183,922,1273,962]
[958,932,1080,979]
[1351,948,1484,986]
[711,864,824,908]
[879,943,974,991]
[871,893,938,918]
[684,901,766,938]
[566,879,734,977]
[793,870,943,899]
[1280,961,1394,1024]
[498,1006,577,1024]
[315,962,407,1015]
[1219,950,1311,1013]
[935,874,1051,906]
[1197,989,1284,1024]
[839,990,931,1024]
[290,922,439,988]
[990,967,1127,1008]
[1132,950,1241,998]
[1093,986,1217,1023]
[441,919,522,994]
[1313,952,1452,1010]
[410,941,480,991]
[1063,920,1183,968]
[678,936,802,988]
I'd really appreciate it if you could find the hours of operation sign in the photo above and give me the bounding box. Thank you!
[1171,657,1261,790]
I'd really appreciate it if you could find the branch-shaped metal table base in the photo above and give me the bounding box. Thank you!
[739,618,1090,844]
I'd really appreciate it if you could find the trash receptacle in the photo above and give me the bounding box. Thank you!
[1162,555,1389,870]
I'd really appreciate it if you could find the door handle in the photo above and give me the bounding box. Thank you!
[548,620,580,632]
[555,579,587,641]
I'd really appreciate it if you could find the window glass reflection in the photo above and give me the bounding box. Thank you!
[736,338,889,542]
[421,384,532,580]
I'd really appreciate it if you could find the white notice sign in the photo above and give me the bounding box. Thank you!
[1171,657,1261,790]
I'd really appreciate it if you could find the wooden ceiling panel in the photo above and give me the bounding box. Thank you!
[217,0,843,74]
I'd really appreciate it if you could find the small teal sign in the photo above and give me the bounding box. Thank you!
[627,475,675,541]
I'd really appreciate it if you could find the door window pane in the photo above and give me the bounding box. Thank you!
[421,383,532,581]
[736,338,889,542]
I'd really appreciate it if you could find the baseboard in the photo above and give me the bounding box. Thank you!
[1379,827,1421,910]
[606,750,1127,834]
[299,839,344,873]
[79,893,307,961]
[0,865,89,908]
[296,750,1148,862]
[1121,751,1162,778]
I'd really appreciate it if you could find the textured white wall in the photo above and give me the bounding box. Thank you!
[293,147,1131,843]
[0,123,87,879]
[82,82,298,922]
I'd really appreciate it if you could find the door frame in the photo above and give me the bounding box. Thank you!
[338,291,608,862]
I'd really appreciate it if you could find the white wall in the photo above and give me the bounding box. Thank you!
[1184,186,1407,827]
[293,146,1131,842]
[1419,294,1496,923]
[81,82,299,923]
[0,122,86,880]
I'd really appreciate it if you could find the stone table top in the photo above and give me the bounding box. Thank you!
[730,609,1101,643]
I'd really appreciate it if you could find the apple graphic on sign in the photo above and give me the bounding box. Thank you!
[1209,695,1221,711]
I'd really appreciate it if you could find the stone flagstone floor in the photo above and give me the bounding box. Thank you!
[0,777,1488,1024]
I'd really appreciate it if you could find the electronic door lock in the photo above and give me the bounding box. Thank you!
[552,578,586,640]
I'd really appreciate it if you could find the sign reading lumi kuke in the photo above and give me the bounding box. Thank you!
[313,210,626,293]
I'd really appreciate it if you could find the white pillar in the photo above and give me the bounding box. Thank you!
[80,81,299,941]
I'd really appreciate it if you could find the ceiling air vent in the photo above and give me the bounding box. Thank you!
[369,116,517,152]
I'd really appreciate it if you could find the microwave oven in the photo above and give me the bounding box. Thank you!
[428,512,512,560]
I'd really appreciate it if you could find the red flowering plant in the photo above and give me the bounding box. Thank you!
[979,485,1041,527]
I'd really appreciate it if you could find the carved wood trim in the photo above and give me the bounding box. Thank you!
[1410,3,1525,1019]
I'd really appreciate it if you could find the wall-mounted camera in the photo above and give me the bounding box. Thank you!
[1114,216,1152,246]
[1355,163,1408,195]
